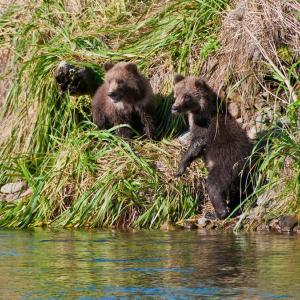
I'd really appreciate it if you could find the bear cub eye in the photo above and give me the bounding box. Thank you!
[117,79,124,85]
[184,95,192,102]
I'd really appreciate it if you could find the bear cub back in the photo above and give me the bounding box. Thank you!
[92,62,156,139]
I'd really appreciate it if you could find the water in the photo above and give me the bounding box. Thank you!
[0,229,300,299]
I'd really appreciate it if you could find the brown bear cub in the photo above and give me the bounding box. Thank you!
[92,62,156,139]
[172,75,253,219]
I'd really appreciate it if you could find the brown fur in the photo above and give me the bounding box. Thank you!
[92,62,156,139]
[172,75,253,219]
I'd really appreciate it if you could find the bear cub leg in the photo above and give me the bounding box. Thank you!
[175,137,207,177]
[206,174,230,220]
[139,111,156,139]
[116,126,134,139]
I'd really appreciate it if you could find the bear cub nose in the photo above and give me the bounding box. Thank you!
[108,91,122,102]
[171,105,180,114]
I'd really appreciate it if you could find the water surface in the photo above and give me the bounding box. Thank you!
[0,229,300,299]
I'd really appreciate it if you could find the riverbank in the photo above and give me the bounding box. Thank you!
[0,0,299,230]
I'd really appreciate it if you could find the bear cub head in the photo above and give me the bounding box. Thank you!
[172,75,219,117]
[104,62,146,104]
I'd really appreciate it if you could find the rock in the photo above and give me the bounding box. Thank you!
[247,126,258,140]
[0,192,22,202]
[256,224,270,232]
[20,188,32,198]
[0,181,27,194]
[228,102,241,118]
[205,222,217,230]
[293,226,300,234]
[261,92,269,99]
[247,207,260,221]
[257,189,276,206]
[197,217,209,228]
[254,98,266,109]
[182,221,198,230]
[236,117,243,124]
[269,219,280,232]
[255,114,265,124]
[160,220,179,231]
[278,215,298,232]
[204,211,217,220]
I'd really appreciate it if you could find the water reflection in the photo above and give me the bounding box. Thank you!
[0,229,299,299]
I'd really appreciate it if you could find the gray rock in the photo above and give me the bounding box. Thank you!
[0,181,27,194]
[0,192,20,202]
[254,98,266,109]
[247,126,258,140]
[182,221,198,230]
[256,224,270,232]
[228,102,241,118]
[247,207,260,221]
[20,188,32,198]
[236,117,243,124]
[278,116,291,126]
[160,220,179,231]
[206,222,217,230]
[255,114,265,124]
[257,189,276,206]
[269,219,280,231]
[197,217,209,228]
[293,226,300,234]
[278,215,298,232]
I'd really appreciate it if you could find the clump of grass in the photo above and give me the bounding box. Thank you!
[235,54,300,230]
[0,127,206,228]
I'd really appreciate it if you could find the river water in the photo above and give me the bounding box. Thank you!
[0,229,300,299]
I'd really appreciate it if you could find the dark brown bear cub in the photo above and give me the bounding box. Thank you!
[172,75,253,219]
[92,62,156,139]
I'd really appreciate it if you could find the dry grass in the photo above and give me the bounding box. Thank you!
[203,0,300,121]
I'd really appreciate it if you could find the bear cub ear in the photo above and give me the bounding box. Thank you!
[125,63,138,74]
[103,62,115,72]
[195,79,206,89]
[174,74,185,84]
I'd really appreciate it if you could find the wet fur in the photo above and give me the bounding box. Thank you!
[173,76,253,219]
[92,62,156,139]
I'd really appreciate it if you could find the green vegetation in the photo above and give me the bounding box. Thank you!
[0,0,299,229]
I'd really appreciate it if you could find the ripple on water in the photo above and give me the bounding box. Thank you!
[39,239,110,243]
[89,258,167,263]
